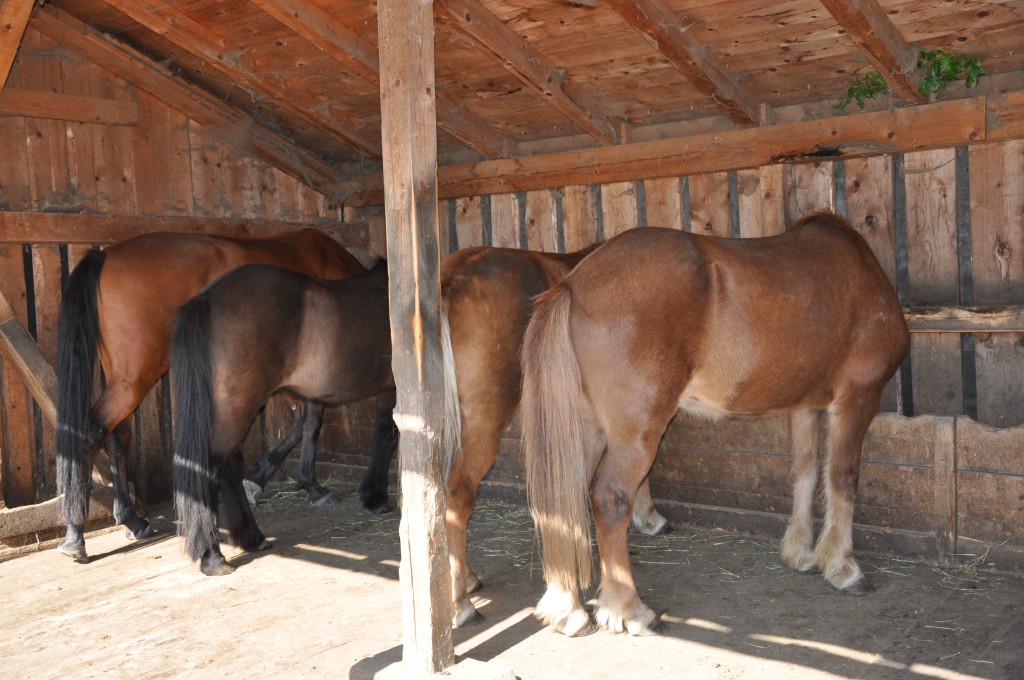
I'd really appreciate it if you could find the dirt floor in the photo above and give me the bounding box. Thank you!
[1,480,1022,680]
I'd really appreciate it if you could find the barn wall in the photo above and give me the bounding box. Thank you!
[0,28,348,513]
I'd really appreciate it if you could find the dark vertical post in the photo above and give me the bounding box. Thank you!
[377,0,454,673]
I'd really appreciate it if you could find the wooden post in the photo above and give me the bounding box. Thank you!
[377,0,453,674]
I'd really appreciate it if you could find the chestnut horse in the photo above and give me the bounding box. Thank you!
[440,245,670,627]
[522,212,909,636]
[171,262,394,575]
[56,230,364,563]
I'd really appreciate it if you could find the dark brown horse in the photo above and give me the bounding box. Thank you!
[522,212,909,636]
[56,230,365,563]
[439,245,669,627]
[171,262,394,575]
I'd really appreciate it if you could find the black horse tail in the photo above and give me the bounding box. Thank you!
[170,295,219,562]
[56,249,105,525]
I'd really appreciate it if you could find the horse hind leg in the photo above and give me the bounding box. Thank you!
[780,407,823,573]
[221,450,272,556]
[814,392,881,595]
[106,419,153,541]
[291,403,335,506]
[590,428,665,636]
[358,390,398,513]
[447,418,501,627]
[244,400,305,507]
[631,477,670,536]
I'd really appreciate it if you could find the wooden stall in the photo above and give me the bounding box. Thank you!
[2,0,1024,675]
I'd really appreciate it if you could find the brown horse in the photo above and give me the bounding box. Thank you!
[439,245,670,627]
[56,230,364,563]
[522,212,909,636]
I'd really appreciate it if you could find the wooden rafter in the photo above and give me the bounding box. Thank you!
[99,0,382,160]
[0,89,139,125]
[339,94,1021,204]
[819,0,924,102]
[248,0,505,158]
[604,0,759,126]
[0,211,369,246]
[435,0,620,144]
[0,0,34,91]
[30,8,347,197]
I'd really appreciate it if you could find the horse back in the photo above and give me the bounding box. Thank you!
[562,214,908,417]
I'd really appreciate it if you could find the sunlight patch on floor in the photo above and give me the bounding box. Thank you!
[455,607,534,656]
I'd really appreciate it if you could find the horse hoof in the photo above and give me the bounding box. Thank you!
[466,576,484,595]
[364,500,393,515]
[453,608,486,628]
[311,492,337,507]
[651,522,673,536]
[560,618,598,638]
[201,560,236,576]
[841,578,873,596]
[248,539,273,552]
[125,522,154,541]
[628,616,666,636]
[243,479,263,508]
[57,540,88,563]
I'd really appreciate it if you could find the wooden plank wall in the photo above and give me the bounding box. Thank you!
[0,27,345,511]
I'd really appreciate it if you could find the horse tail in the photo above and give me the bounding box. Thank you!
[439,299,461,477]
[170,295,219,562]
[522,285,593,592]
[56,249,105,524]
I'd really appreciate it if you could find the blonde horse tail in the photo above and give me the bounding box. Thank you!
[439,299,461,478]
[522,285,593,592]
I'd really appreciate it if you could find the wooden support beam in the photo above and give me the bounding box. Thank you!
[0,1,33,91]
[248,0,505,159]
[377,0,454,674]
[0,289,56,426]
[436,0,620,144]
[604,0,759,126]
[341,96,994,204]
[30,8,348,198]
[0,211,369,247]
[99,0,381,160]
[819,0,924,103]
[932,416,957,564]
[0,89,139,125]
[903,305,1024,333]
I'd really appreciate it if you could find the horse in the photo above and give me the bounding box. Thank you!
[171,261,395,575]
[56,229,367,564]
[439,245,671,627]
[522,212,910,636]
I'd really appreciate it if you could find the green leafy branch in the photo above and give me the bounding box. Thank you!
[833,72,890,111]
[833,49,984,111]
[917,48,985,97]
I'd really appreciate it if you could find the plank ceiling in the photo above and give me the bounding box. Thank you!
[5,0,1024,203]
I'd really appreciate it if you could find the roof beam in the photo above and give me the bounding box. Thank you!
[0,89,139,125]
[99,0,382,160]
[339,94,1011,204]
[604,0,759,126]
[0,1,34,91]
[248,0,506,158]
[819,0,924,102]
[30,8,347,197]
[435,0,620,144]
